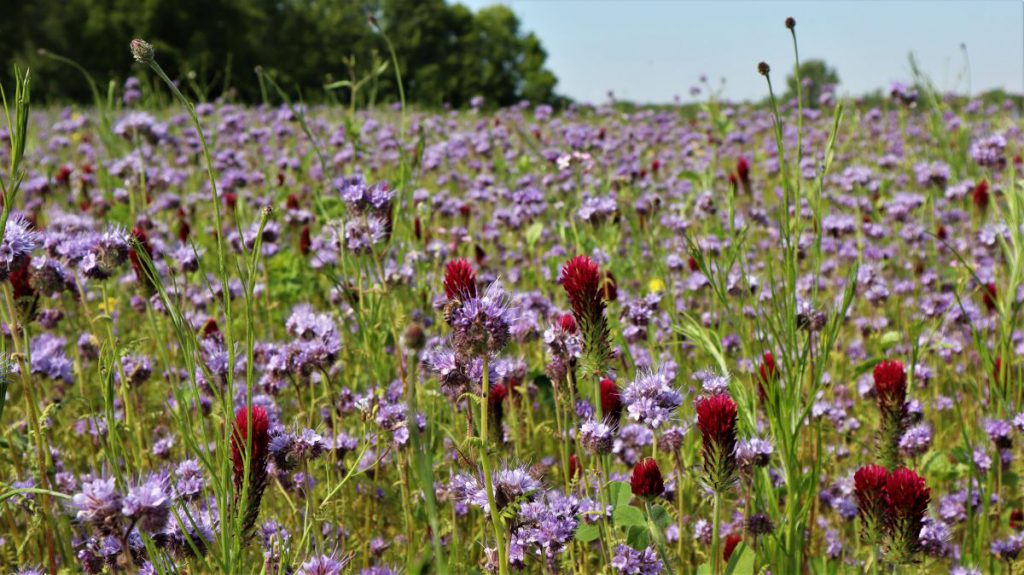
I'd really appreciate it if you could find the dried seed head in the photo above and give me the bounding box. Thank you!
[758,62,771,76]
[130,39,155,65]
[785,17,796,29]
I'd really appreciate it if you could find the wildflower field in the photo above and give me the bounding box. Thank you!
[1,25,1023,575]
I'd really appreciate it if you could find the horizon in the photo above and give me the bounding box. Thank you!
[457,0,1024,105]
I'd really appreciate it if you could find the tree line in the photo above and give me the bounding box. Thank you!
[0,0,560,107]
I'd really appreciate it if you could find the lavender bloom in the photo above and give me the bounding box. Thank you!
[899,423,933,458]
[493,465,542,511]
[736,437,774,469]
[622,365,682,429]
[610,543,663,574]
[614,423,654,467]
[29,334,73,384]
[174,459,205,500]
[285,305,341,374]
[73,477,121,527]
[579,419,614,454]
[991,535,1023,561]
[0,215,38,280]
[693,369,730,396]
[983,418,1013,449]
[511,490,580,567]
[296,554,351,575]
[450,282,516,357]
[970,134,1007,168]
[121,474,170,532]
[919,518,953,558]
[343,216,389,254]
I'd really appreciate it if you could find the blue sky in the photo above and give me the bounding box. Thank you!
[457,0,1024,104]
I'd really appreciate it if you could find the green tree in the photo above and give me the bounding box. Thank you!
[785,59,839,108]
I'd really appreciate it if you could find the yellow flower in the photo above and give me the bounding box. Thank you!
[648,278,665,294]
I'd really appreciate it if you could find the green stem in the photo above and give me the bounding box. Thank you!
[479,356,509,575]
[711,492,722,575]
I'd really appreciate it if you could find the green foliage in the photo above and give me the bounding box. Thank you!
[784,59,839,108]
[1,0,559,107]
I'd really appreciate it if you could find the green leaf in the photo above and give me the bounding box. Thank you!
[612,505,646,528]
[574,523,600,542]
[879,331,901,347]
[724,542,755,575]
[525,221,544,249]
[696,563,712,575]
[678,170,703,184]
[607,481,633,507]
[649,504,670,530]
[626,525,650,550]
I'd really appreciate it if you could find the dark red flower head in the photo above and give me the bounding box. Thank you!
[600,378,623,423]
[231,406,271,487]
[568,454,582,480]
[982,282,998,312]
[723,533,743,562]
[1010,508,1024,530]
[201,318,222,340]
[557,313,577,334]
[443,258,477,301]
[630,457,665,498]
[854,464,889,543]
[560,256,603,319]
[757,352,777,401]
[973,179,990,212]
[129,226,156,291]
[884,467,930,560]
[873,360,907,410]
[884,467,930,522]
[759,352,776,382]
[697,394,738,445]
[854,465,889,510]
[696,394,738,491]
[736,157,750,187]
[488,383,508,408]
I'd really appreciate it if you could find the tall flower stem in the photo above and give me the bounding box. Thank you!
[711,492,722,575]
[479,356,509,575]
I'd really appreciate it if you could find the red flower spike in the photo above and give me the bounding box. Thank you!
[560,256,603,319]
[443,258,477,301]
[983,283,998,313]
[757,352,777,400]
[299,225,312,256]
[488,383,508,408]
[630,458,665,498]
[736,156,751,192]
[1011,508,1024,530]
[854,464,889,544]
[696,394,739,491]
[697,394,738,447]
[231,406,270,488]
[568,454,582,480]
[600,378,623,423]
[873,360,907,410]
[884,467,930,561]
[557,313,577,334]
[973,179,990,212]
[723,533,743,562]
[885,468,930,521]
